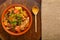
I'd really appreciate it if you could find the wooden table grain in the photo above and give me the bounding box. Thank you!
[0,0,41,40]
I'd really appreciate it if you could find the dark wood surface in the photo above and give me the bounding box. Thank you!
[0,0,41,40]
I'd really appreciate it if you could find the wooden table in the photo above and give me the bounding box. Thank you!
[0,0,41,40]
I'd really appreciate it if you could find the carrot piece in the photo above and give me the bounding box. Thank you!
[14,9,19,14]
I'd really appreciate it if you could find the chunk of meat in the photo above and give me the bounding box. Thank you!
[20,17,29,30]
[23,11,28,17]
[15,26,21,32]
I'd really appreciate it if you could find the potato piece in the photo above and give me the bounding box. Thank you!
[6,27,10,29]
[20,14,26,20]
[15,7,22,10]
[3,20,8,25]
[20,27,25,30]
[8,8,14,11]
[8,17,13,21]
[23,11,28,17]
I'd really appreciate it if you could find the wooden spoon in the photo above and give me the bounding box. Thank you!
[32,5,39,32]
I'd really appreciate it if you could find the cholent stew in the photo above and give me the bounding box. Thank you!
[2,7,30,33]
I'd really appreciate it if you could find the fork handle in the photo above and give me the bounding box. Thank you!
[35,15,37,32]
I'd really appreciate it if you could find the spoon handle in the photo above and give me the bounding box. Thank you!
[35,15,37,32]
